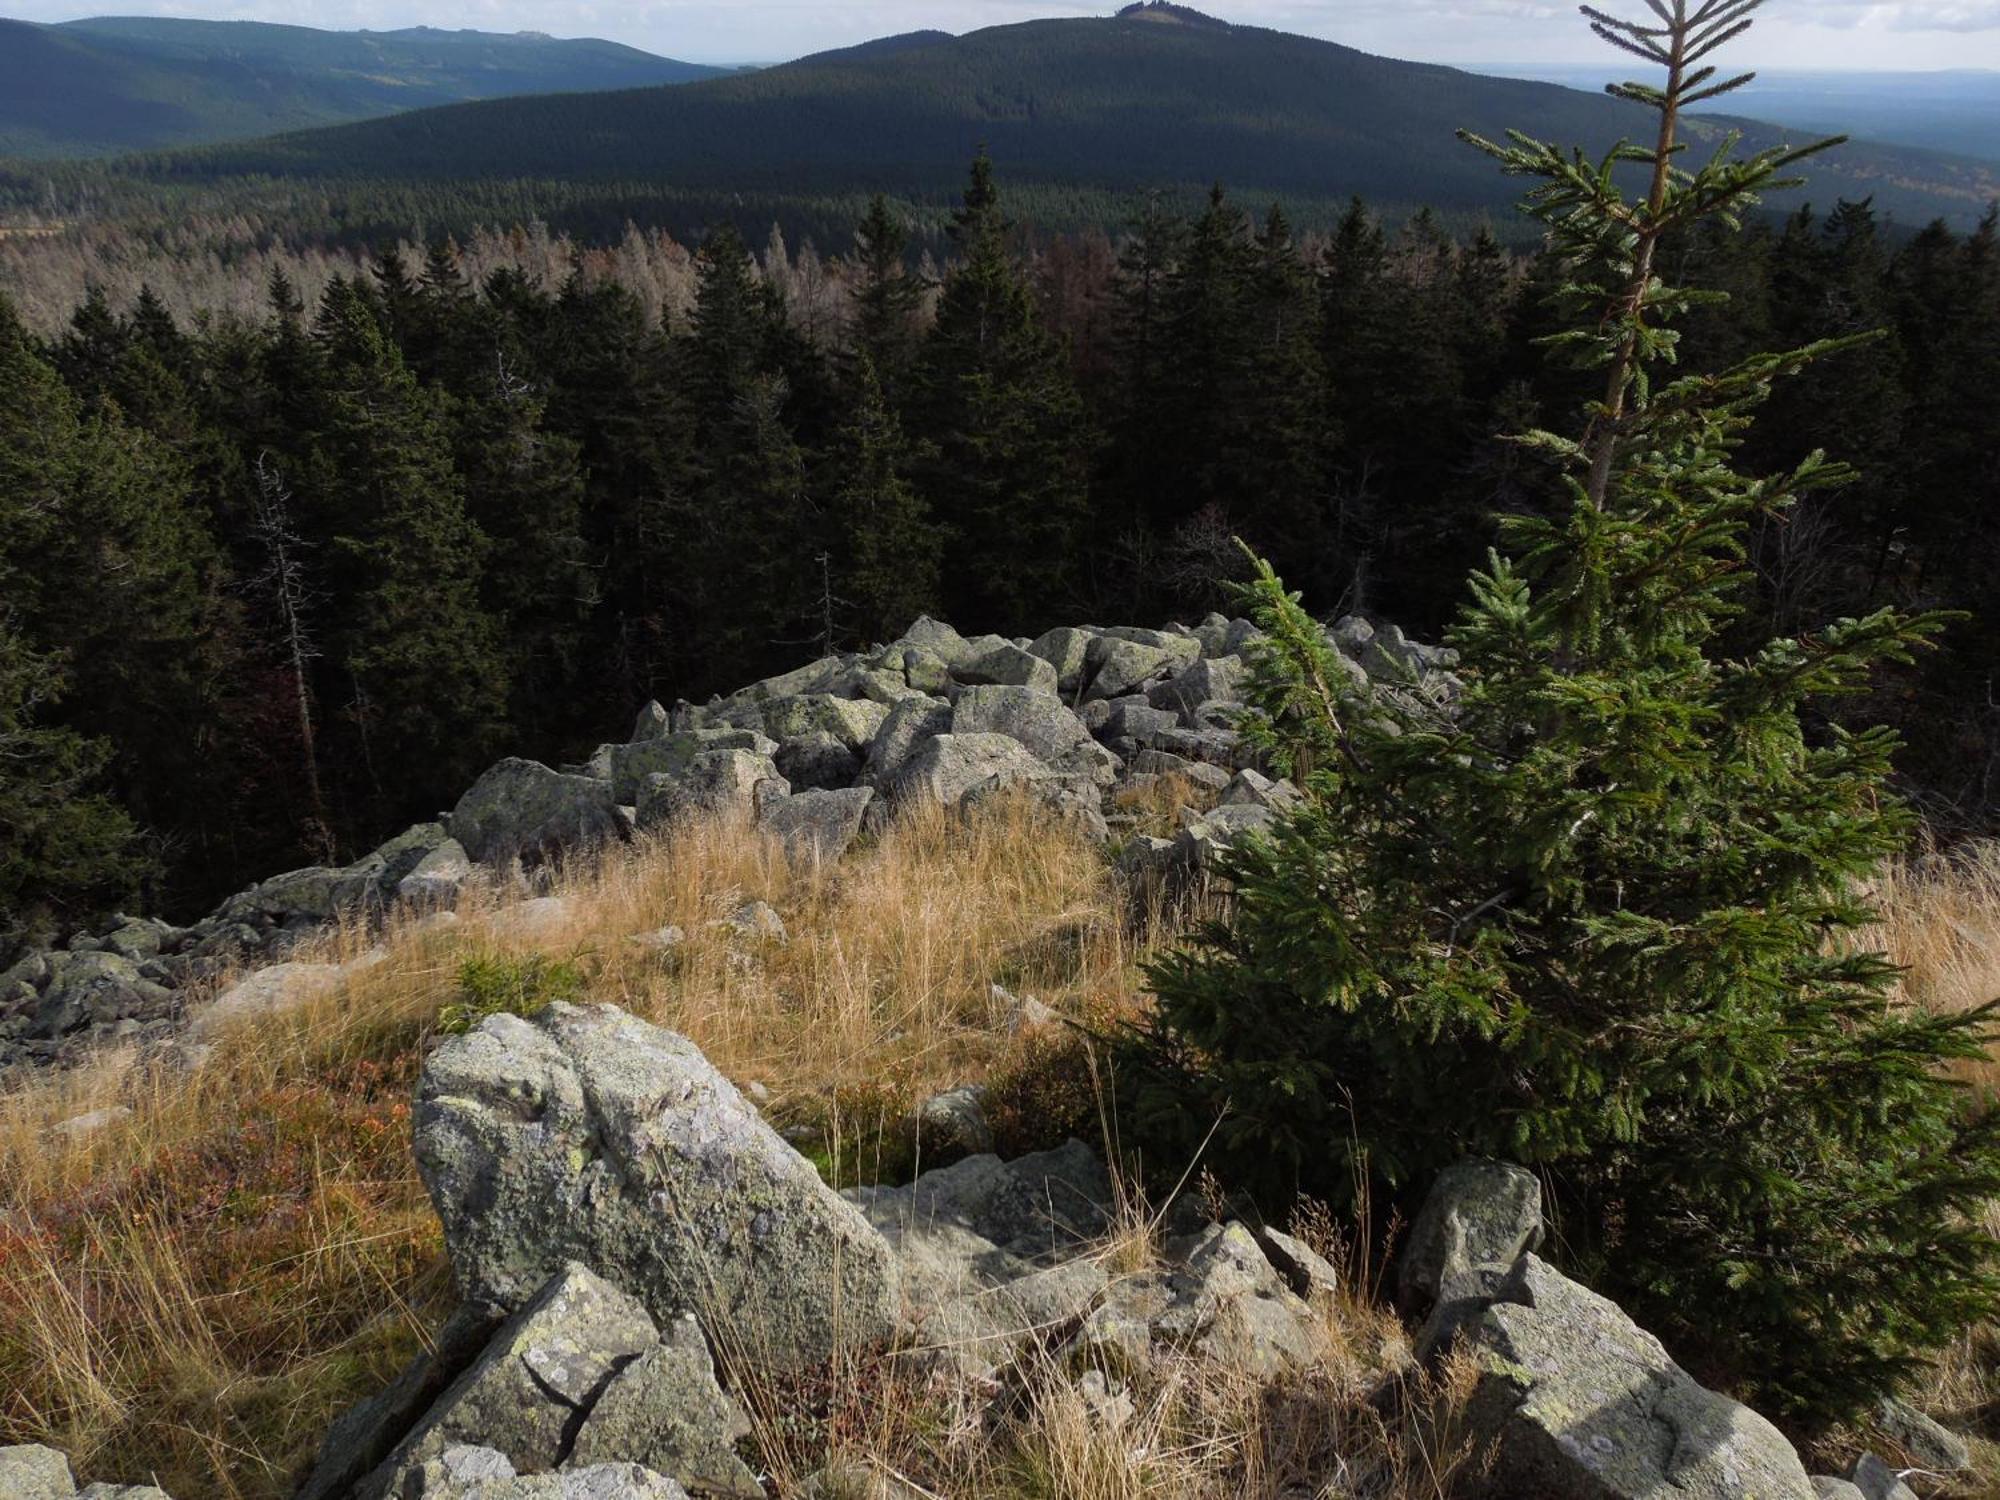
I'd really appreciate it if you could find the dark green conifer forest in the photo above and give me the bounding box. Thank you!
[0,154,1996,953]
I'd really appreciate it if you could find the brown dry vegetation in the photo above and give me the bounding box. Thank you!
[3,800,1999,1498]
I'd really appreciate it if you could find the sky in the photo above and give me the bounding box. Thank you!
[11,0,2000,70]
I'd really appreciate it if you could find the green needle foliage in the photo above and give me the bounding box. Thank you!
[1134,0,2000,1424]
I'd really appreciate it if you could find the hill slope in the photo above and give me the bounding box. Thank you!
[129,9,2000,232]
[0,16,730,157]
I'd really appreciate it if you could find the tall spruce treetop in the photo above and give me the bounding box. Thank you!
[913,152,1092,628]
[1137,0,2000,1423]
[849,194,926,386]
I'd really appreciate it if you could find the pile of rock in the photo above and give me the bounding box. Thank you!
[16,997,1974,1498]
[3,611,1456,1073]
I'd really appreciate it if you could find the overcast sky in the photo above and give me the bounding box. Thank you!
[13,0,2000,69]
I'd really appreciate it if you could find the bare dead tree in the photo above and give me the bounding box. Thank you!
[248,450,334,861]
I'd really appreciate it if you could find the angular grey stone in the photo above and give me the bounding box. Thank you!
[608,731,778,805]
[723,901,787,942]
[1218,769,1302,812]
[634,752,788,832]
[1256,1226,1341,1301]
[360,1263,658,1500]
[950,686,1118,786]
[895,646,952,697]
[188,961,342,1041]
[1027,627,1096,696]
[730,655,849,705]
[760,788,876,864]
[1147,656,1244,722]
[75,1486,173,1499]
[414,1003,898,1371]
[846,1142,1113,1380]
[30,952,172,1040]
[1872,1395,1970,1474]
[1464,1256,1814,1500]
[773,732,860,792]
[861,697,950,788]
[1066,1221,1319,1382]
[957,642,1058,695]
[403,1458,689,1499]
[451,760,623,867]
[890,733,1052,809]
[299,1304,504,1500]
[756,695,888,752]
[1084,638,1182,702]
[0,1444,74,1499]
[1812,1481,1867,1500]
[400,840,475,909]
[632,702,672,742]
[915,1085,994,1160]
[567,1317,759,1498]
[894,617,974,668]
[1103,701,1179,748]
[100,918,174,963]
[1400,1157,1544,1311]
[1848,1454,1918,1500]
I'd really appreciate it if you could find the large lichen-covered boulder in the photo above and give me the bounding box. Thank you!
[1083,637,1185,702]
[450,760,623,867]
[567,1316,760,1498]
[1147,655,1245,723]
[757,695,889,751]
[890,733,1053,809]
[1462,1255,1815,1500]
[634,752,788,832]
[860,697,950,787]
[956,641,1059,695]
[608,730,776,804]
[414,1003,898,1372]
[893,616,975,668]
[1026,626,1096,696]
[356,1263,659,1500]
[950,686,1119,786]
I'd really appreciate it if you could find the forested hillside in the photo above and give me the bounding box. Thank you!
[0,17,727,158]
[8,5,1994,246]
[2,154,1996,952]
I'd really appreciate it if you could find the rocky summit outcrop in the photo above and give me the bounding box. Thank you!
[3,609,1458,1074]
[413,1002,899,1372]
[1396,1159,1939,1500]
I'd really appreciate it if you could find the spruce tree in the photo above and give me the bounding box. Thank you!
[301,280,507,816]
[848,194,926,389]
[912,151,1093,629]
[823,356,942,644]
[1136,0,2000,1424]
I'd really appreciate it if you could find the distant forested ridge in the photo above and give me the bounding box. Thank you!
[1,157,1995,950]
[5,6,1995,243]
[0,16,728,158]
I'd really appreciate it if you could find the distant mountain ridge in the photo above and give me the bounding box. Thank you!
[0,15,730,158]
[118,7,2000,233]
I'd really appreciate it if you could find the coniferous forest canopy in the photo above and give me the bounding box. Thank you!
[2,153,1997,954]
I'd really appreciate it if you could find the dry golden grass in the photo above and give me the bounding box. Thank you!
[729,1180,1481,1500]
[0,796,1165,1499]
[8,809,2000,1498]
[1867,841,2000,1098]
